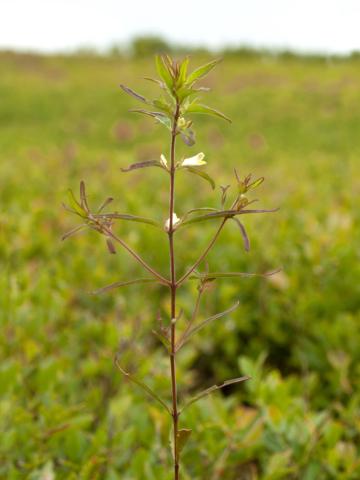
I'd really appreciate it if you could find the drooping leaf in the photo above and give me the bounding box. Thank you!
[232,217,250,251]
[120,84,148,103]
[121,160,163,172]
[186,103,232,123]
[185,167,215,190]
[92,278,158,295]
[155,55,173,91]
[179,301,240,347]
[115,358,171,415]
[93,212,162,229]
[180,129,196,146]
[180,376,250,413]
[186,58,221,85]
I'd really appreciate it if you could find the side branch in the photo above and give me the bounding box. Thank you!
[103,226,170,285]
[177,218,227,286]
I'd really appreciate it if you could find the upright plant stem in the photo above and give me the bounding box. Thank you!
[168,102,180,480]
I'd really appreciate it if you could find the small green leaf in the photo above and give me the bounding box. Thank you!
[178,57,189,86]
[115,358,171,415]
[248,177,265,190]
[92,278,157,295]
[67,189,86,217]
[177,429,192,455]
[120,84,148,103]
[152,329,170,350]
[180,376,250,413]
[186,58,221,85]
[185,167,215,190]
[155,55,173,91]
[186,103,231,123]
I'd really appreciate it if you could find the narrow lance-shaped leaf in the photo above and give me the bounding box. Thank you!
[61,224,87,241]
[155,55,173,91]
[120,84,148,103]
[178,301,240,348]
[179,208,279,228]
[152,329,170,350]
[189,269,282,282]
[97,197,113,213]
[185,167,215,190]
[115,358,171,415]
[181,207,220,224]
[80,181,89,211]
[67,189,86,217]
[232,217,250,251]
[178,57,189,86]
[92,278,158,295]
[186,58,221,85]
[186,103,232,123]
[93,212,162,229]
[180,376,250,413]
[121,160,163,172]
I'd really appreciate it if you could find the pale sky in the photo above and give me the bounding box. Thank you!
[1,0,360,54]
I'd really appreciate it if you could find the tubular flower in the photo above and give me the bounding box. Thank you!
[181,152,206,167]
[164,213,181,232]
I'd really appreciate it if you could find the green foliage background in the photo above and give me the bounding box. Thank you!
[0,50,359,479]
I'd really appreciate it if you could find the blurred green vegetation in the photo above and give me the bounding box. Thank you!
[0,49,359,479]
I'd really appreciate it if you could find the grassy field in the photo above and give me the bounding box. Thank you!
[0,50,359,479]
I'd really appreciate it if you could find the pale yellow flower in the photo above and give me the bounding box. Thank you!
[164,213,181,231]
[181,152,206,167]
